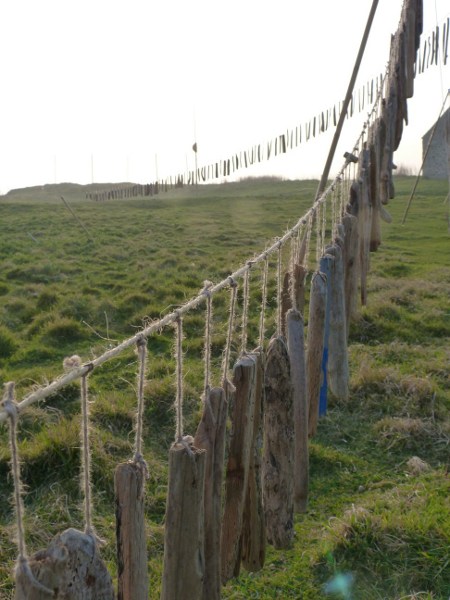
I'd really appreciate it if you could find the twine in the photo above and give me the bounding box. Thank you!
[258,255,269,350]
[3,383,54,596]
[174,314,184,441]
[289,235,298,311]
[134,336,149,476]
[80,368,94,536]
[221,277,238,385]
[202,281,213,398]
[315,202,322,268]
[303,211,314,273]
[241,265,252,354]
[276,241,283,336]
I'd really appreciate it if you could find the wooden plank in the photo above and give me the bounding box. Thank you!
[241,350,266,572]
[306,271,327,437]
[342,213,359,338]
[160,441,206,600]
[194,386,228,600]
[262,336,294,549]
[221,355,256,583]
[318,255,333,416]
[287,309,309,513]
[115,461,149,600]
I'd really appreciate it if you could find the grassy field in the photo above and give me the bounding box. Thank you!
[0,177,449,599]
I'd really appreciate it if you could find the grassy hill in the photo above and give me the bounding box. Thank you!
[0,177,449,599]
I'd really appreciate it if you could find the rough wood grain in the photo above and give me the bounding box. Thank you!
[287,309,309,513]
[221,356,256,583]
[262,336,294,549]
[241,350,266,572]
[160,441,206,600]
[194,386,228,600]
[306,271,327,437]
[115,461,148,600]
[15,528,114,599]
[342,213,359,338]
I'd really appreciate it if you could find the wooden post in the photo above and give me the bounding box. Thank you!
[306,271,327,437]
[221,355,256,583]
[262,336,294,549]
[342,213,359,339]
[287,309,309,513]
[115,461,148,600]
[326,241,349,401]
[241,350,266,572]
[160,441,206,600]
[15,528,114,599]
[318,255,333,416]
[194,387,228,600]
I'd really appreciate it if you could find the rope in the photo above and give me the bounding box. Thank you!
[3,383,54,596]
[289,235,298,311]
[80,368,94,536]
[258,255,269,350]
[241,266,251,354]
[276,242,283,337]
[134,336,149,475]
[202,281,213,398]
[222,278,238,385]
[174,315,184,441]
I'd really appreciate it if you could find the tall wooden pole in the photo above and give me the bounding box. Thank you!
[316,0,379,199]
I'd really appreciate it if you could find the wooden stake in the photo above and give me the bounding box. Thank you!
[194,387,228,600]
[160,441,206,600]
[306,271,327,437]
[15,528,114,599]
[326,241,349,400]
[287,309,309,513]
[115,461,148,600]
[221,355,256,583]
[342,213,359,338]
[241,350,266,572]
[262,336,294,549]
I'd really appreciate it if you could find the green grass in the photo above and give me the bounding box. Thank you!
[0,177,449,599]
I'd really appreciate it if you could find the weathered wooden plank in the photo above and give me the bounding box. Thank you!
[160,441,206,600]
[194,387,228,600]
[262,336,294,549]
[306,271,327,437]
[287,309,309,513]
[115,461,148,600]
[318,255,333,416]
[241,350,266,572]
[342,213,359,338]
[221,356,256,583]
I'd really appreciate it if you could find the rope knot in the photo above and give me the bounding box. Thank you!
[201,280,213,298]
[83,362,95,375]
[136,334,147,349]
[228,276,238,289]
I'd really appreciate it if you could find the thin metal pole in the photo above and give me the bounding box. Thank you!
[316,0,380,199]
[402,90,449,224]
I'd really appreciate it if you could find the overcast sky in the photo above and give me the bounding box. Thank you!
[0,0,448,193]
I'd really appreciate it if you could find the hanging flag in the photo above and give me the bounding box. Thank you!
[192,142,198,153]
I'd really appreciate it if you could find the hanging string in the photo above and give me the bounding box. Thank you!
[321,193,327,257]
[3,383,54,596]
[276,242,283,336]
[315,201,322,268]
[202,281,213,398]
[303,211,314,273]
[258,255,269,349]
[222,277,238,385]
[174,314,184,441]
[289,235,298,311]
[134,336,149,474]
[80,367,94,536]
[241,265,252,354]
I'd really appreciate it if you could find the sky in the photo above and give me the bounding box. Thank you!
[0,0,449,193]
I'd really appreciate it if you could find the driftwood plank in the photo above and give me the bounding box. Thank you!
[15,528,114,600]
[318,255,333,416]
[262,336,294,549]
[326,241,349,401]
[194,386,228,600]
[241,350,266,572]
[221,356,256,583]
[342,213,359,338]
[287,309,309,513]
[160,441,206,600]
[306,271,327,437]
[115,461,148,600]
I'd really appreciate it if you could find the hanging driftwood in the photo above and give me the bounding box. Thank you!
[221,355,256,583]
[342,213,359,338]
[15,528,114,600]
[262,336,294,549]
[369,122,382,252]
[326,240,349,401]
[241,350,266,572]
[286,309,309,513]
[357,148,373,306]
[160,440,206,600]
[318,255,333,416]
[194,386,228,600]
[115,461,148,600]
[306,271,327,437]
[281,264,307,336]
